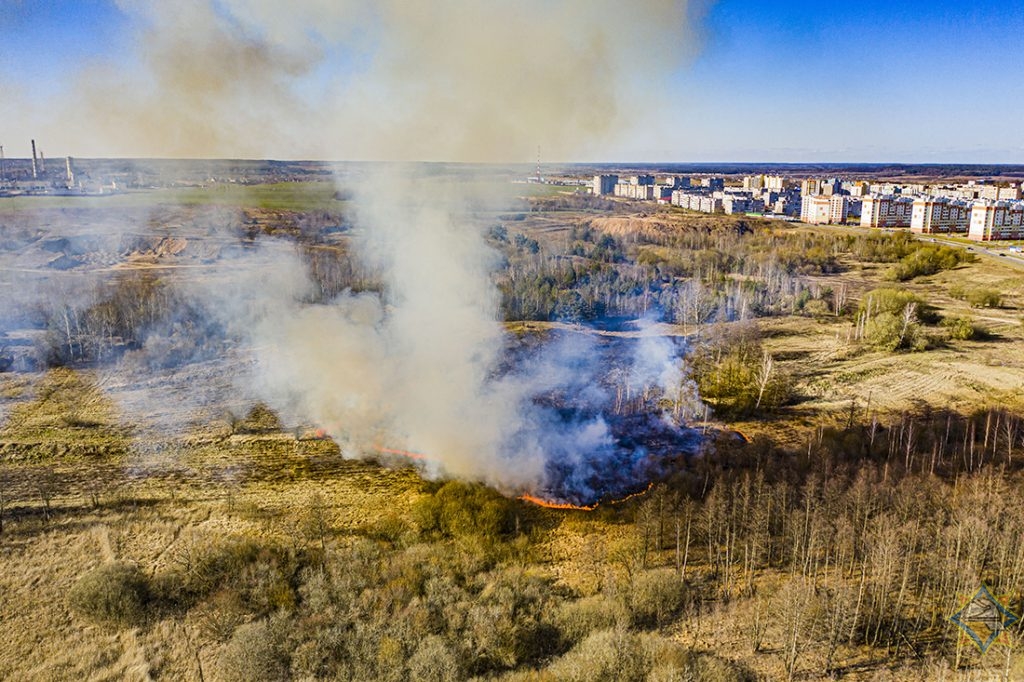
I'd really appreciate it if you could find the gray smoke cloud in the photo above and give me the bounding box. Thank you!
[3,1,709,496]
[13,0,707,161]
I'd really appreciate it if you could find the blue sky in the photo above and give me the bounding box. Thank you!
[1,0,1022,162]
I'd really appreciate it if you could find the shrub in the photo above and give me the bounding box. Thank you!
[627,568,687,629]
[413,481,515,539]
[864,311,926,352]
[943,316,980,341]
[68,561,150,628]
[554,595,630,646]
[545,629,647,682]
[218,616,293,682]
[859,288,933,320]
[966,287,1002,308]
[408,635,461,682]
[884,244,967,281]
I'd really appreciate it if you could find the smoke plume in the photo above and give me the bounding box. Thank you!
[15,0,706,161]
[3,2,709,498]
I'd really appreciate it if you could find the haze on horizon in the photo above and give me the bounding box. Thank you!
[1,0,1022,164]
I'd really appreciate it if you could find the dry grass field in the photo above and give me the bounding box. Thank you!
[3,192,1024,681]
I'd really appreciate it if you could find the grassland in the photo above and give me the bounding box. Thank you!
[3,184,1024,680]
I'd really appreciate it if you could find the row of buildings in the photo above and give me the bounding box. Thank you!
[592,172,1024,241]
[802,191,1024,240]
[592,174,802,217]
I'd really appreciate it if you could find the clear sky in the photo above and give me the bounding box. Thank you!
[1,0,1022,162]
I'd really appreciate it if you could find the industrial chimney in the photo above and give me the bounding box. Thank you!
[31,139,38,179]
[65,157,75,188]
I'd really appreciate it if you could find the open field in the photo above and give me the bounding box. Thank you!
[3,183,1024,680]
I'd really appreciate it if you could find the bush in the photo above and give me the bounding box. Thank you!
[627,569,688,629]
[408,635,461,682]
[966,288,1002,308]
[554,595,629,646]
[413,481,515,539]
[884,244,967,281]
[545,629,647,682]
[943,316,980,341]
[218,616,293,682]
[69,561,150,628]
[859,288,933,320]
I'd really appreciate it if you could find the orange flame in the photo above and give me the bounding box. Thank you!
[517,494,600,511]
[518,482,655,511]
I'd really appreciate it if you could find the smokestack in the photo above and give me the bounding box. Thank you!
[65,156,74,187]
[39,149,46,175]
[0,144,5,183]
[30,139,37,179]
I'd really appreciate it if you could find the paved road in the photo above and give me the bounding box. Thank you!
[922,236,1024,272]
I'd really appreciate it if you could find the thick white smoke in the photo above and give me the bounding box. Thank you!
[3,1,709,496]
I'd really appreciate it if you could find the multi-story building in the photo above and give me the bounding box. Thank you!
[592,174,618,196]
[801,179,820,196]
[861,194,914,228]
[764,175,786,191]
[742,175,764,191]
[802,195,850,224]
[910,197,972,234]
[615,182,655,200]
[829,195,851,222]
[801,195,831,224]
[698,176,725,191]
[848,181,871,197]
[979,184,1024,201]
[699,196,723,213]
[722,196,766,215]
[969,201,1024,241]
[663,176,691,189]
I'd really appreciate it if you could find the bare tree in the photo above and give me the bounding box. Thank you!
[754,350,775,410]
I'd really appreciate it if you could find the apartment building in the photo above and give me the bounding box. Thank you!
[910,197,972,234]
[969,201,1024,241]
[861,195,914,228]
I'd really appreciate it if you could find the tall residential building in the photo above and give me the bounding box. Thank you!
[981,183,1024,201]
[801,195,831,224]
[910,197,972,234]
[742,175,764,190]
[592,174,618,196]
[969,201,1024,241]
[801,179,820,196]
[699,177,725,191]
[802,195,849,225]
[848,181,871,197]
[614,182,655,200]
[629,175,655,186]
[828,195,850,223]
[861,195,914,228]
[764,175,786,191]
